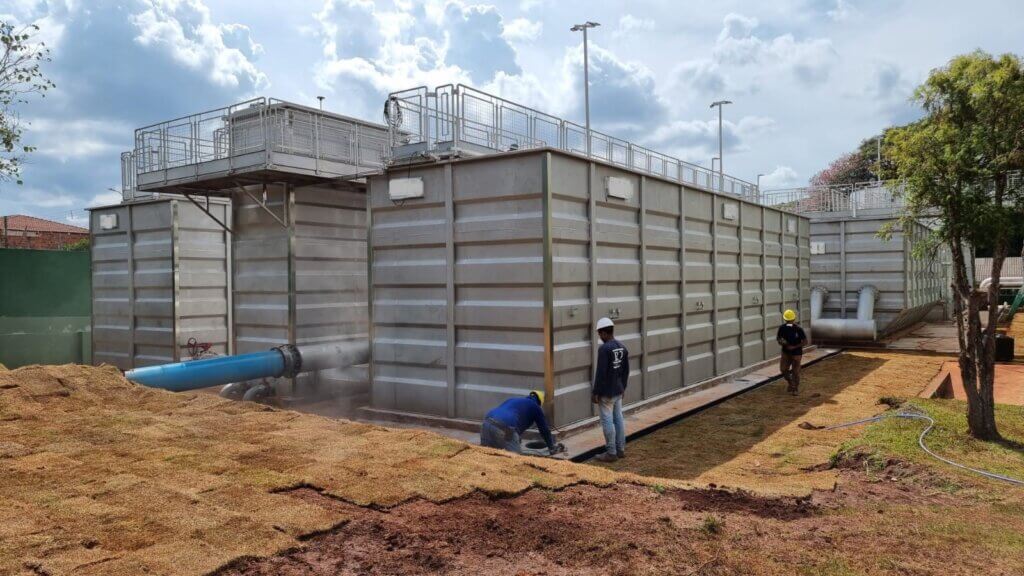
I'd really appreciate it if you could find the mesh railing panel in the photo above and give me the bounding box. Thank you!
[386,84,759,201]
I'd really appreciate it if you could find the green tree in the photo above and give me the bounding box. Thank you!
[1,22,55,185]
[885,51,1024,440]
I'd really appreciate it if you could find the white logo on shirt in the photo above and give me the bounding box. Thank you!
[612,348,625,369]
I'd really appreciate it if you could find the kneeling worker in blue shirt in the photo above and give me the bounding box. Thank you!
[480,390,561,455]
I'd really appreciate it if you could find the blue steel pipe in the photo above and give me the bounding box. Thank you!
[125,350,287,392]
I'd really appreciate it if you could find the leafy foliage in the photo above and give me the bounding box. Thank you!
[1,22,55,186]
[885,51,1024,440]
[809,134,890,187]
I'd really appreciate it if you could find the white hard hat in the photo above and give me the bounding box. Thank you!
[596,317,615,331]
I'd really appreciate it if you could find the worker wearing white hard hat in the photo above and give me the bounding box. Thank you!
[591,317,629,463]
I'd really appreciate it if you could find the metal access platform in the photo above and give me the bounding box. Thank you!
[385,84,760,201]
[129,98,389,195]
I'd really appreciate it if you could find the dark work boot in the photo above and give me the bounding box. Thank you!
[595,452,619,463]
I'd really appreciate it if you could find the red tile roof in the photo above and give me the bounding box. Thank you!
[0,214,88,234]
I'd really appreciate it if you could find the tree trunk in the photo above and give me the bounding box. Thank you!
[949,237,1000,440]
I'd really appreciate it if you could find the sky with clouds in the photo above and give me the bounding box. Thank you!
[1,0,1022,225]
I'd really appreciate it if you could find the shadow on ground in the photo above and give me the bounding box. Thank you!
[599,352,948,493]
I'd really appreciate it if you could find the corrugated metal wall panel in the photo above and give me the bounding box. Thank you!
[809,217,944,335]
[90,198,231,369]
[683,188,715,385]
[370,150,810,428]
[90,205,132,369]
[233,186,291,355]
[741,203,766,364]
[232,183,368,399]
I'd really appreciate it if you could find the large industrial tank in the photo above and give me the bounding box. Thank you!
[89,197,232,369]
[231,182,369,404]
[367,149,810,428]
[809,216,947,339]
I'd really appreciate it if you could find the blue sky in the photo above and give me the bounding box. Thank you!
[1,0,1022,225]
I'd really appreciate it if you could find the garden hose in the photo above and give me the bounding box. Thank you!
[823,406,1024,487]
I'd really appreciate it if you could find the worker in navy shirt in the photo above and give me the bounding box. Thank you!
[777,309,808,395]
[480,390,560,455]
[592,317,629,462]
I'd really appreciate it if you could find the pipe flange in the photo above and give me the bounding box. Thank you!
[858,285,880,300]
[275,344,302,378]
[811,285,830,296]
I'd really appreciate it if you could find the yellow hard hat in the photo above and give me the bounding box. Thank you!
[783,309,797,322]
[529,390,545,405]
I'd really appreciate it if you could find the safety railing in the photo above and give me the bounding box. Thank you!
[133,98,389,180]
[760,181,906,214]
[385,84,759,200]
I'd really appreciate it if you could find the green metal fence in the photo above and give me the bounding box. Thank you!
[0,248,91,368]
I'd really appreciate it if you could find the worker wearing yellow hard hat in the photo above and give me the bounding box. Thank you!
[776,309,807,395]
[480,389,563,455]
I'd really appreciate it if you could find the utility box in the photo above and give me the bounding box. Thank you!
[367,148,810,428]
[89,197,232,369]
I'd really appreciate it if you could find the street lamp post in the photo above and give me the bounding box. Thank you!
[571,21,600,157]
[709,100,732,191]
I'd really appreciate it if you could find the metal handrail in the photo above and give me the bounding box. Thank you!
[132,98,388,180]
[386,84,759,201]
[760,180,906,214]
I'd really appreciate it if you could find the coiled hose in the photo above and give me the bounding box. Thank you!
[824,406,1024,487]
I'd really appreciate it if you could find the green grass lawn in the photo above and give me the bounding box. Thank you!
[838,397,1024,485]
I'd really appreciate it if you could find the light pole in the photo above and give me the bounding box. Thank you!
[709,100,732,191]
[571,21,600,157]
[317,96,325,111]
[876,136,881,183]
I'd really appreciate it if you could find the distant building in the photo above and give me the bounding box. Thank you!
[974,257,1023,284]
[0,215,89,250]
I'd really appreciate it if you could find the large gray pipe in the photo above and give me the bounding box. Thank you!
[810,285,878,341]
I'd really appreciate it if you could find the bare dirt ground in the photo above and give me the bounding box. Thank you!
[4,350,1023,575]
[0,364,649,575]
[217,350,1024,576]
[218,464,1024,576]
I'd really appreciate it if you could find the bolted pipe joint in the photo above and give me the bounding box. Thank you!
[810,286,829,320]
[856,285,879,321]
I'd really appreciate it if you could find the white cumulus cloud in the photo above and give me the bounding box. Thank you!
[502,18,542,42]
[758,166,801,189]
[131,0,267,90]
[713,13,837,87]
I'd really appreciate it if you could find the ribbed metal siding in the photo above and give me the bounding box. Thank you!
[90,198,231,369]
[370,150,810,428]
[370,155,547,419]
[809,217,943,334]
[232,183,368,398]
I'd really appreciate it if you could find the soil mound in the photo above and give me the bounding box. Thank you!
[0,364,648,575]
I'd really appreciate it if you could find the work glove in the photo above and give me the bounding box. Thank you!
[591,394,599,404]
